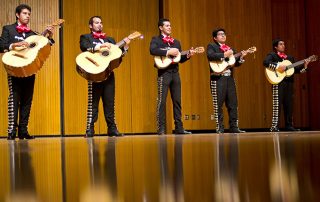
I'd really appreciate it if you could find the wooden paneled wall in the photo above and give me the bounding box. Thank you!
[163,0,311,131]
[0,0,61,136]
[1,0,316,136]
[270,0,309,128]
[163,0,275,130]
[306,0,320,129]
[63,0,159,135]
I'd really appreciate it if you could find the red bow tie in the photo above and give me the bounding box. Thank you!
[16,25,31,33]
[277,52,287,59]
[92,32,106,39]
[220,44,231,52]
[162,36,174,45]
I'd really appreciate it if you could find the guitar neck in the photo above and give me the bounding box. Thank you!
[233,52,242,58]
[116,38,127,48]
[180,50,190,55]
[287,59,305,70]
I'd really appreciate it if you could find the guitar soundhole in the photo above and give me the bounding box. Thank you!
[102,51,109,56]
[29,42,37,48]
[225,57,229,62]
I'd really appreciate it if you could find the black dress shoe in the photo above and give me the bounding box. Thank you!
[216,129,224,134]
[85,130,94,138]
[7,132,17,140]
[285,127,300,131]
[108,131,124,137]
[158,131,166,135]
[229,128,245,133]
[270,127,280,132]
[18,132,35,140]
[175,130,192,135]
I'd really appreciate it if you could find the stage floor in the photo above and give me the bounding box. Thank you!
[0,131,320,202]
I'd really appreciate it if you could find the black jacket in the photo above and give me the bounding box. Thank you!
[80,33,116,52]
[150,35,189,72]
[0,23,54,53]
[207,42,242,74]
[263,52,303,82]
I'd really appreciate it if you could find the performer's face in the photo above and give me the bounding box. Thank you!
[159,21,171,36]
[214,31,226,44]
[90,17,103,32]
[16,8,31,25]
[275,41,285,53]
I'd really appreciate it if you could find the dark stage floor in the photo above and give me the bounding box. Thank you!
[0,131,320,202]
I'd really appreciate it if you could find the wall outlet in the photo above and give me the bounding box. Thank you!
[196,114,200,120]
[192,115,196,120]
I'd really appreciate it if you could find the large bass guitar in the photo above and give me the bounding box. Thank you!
[2,19,64,77]
[76,31,142,82]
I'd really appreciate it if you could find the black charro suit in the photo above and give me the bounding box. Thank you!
[150,35,189,134]
[80,33,125,136]
[0,23,54,138]
[207,42,243,133]
[263,52,306,131]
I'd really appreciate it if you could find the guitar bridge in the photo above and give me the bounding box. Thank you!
[85,56,99,67]
[13,53,27,59]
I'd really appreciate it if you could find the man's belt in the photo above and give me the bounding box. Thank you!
[211,71,231,77]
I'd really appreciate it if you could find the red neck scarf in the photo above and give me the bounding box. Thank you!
[220,44,231,52]
[162,36,174,45]
[16,24,31,33]
[277,52,287,59]
[92,32,106,39]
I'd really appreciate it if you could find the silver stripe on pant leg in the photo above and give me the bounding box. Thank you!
[271,84,279,131]
[210,80,221,132]
[86,81,93,131]
[7,76,15,134]
[156,76,164,132]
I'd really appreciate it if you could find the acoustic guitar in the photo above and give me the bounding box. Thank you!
[2,19,65,77]
[265,55,318,84]
[76,31,142,82]
[154,47,204,69]
[210,46,256,73]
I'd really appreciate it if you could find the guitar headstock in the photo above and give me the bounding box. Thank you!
[194,47,205,53]
[307,55,318,62]
[127,31,143,40]
[247,46,257,53]
[50,19,65,27]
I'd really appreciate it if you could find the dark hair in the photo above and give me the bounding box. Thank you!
[15,4,31,20]
[272,38,284,50]
[212,28,226,38]
[158,18,170,27]
[89,16,102,25]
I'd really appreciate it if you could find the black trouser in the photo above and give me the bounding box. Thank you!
[210,75,239,131]
[7,75,35,134]
[271,79,294,130]
[86,73,117,134]
[157,70,184,133]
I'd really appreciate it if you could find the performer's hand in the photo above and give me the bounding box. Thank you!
[124,37,131,45]
[44,25,54,38]
[100,42,111,51]
[189,47,196,56]
[277,64,287,73]
[12,41,29,50]
[304,58,310,69]
[224,49,233,58]
[167,48,179,57]
[241,50,248,58]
